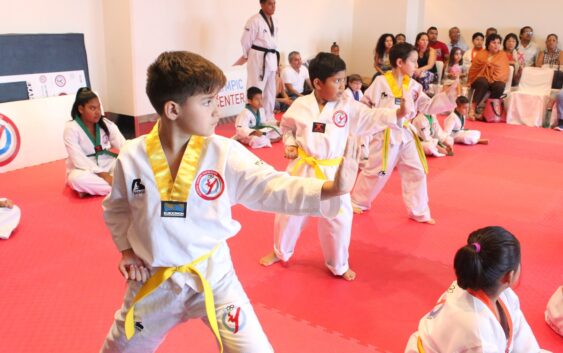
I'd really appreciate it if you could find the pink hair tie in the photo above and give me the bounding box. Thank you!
[472,242,481,253]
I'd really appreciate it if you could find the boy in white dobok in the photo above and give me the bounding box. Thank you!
[234,86,281,149]
[411,113,454,157]
[351,43,457,223]
[100,51,361,353]
[444,95,489,145]
[0,198,20,239]
[405,226,551,353]
[260,52,409,281]
[64,88,126,197]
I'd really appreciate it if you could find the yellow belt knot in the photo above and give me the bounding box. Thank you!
[291,147,343,180]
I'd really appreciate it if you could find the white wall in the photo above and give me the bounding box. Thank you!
[127,0,354,116]
[423,0,563,53]
[0,0,108,108]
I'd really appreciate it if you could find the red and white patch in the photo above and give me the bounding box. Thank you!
[0,114,21,167]
[332,110,348,128]
[195,170,225,200]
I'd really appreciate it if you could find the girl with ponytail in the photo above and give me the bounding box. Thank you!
[63,87,126,197]
[405,226,549,353]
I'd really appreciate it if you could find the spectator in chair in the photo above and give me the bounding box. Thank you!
[427,26,450,62]
[282,51,313,98]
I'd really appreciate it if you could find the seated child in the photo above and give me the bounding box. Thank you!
[235,86,281,149]
[0,198,20,239]
[405,226,550,353]
[411,113,454,157]
[100,51,361,353]
[344,74,364,101]
[444,95,489,145]
[63,87,126,196]
[546,286,563,336]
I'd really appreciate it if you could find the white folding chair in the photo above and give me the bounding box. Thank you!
[506,67,554,127]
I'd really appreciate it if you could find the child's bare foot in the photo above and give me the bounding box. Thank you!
[478,139,489,145]
[352,206,364,214]
[259,251,281,266]
[423,218,436,225]
[341,269,356,281]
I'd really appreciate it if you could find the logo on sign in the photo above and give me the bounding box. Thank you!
[0,114,21,167]
[195,170,225,200]
[54,75,66,87]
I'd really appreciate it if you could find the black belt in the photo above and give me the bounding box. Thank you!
[251,44,280,81]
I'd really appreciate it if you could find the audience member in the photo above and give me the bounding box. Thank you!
[518,26,539,67]
[282,51,313,98]
[428,26,450,61]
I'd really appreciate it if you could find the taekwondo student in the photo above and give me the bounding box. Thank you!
[100,51,362,353]
[0,198,20,239]
[351,42,457,223]
[405,226,551,353]
[64,87,126,196]
[444,95,489,145]
[239,0,279,121]
[260,52,409,281]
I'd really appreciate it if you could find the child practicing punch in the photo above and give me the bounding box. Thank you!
[260,52,409,281]
[64,87,126,197]
[234,86,281,149]
[100,51,362,353]
[443,95,489,145]
[405,226,551,353]
[351,42,458,223]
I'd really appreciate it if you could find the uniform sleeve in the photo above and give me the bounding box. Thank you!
[507,291,542,353]
[414,87,456,116]
[241,17,257,58]
[360,80,381,107]
[63,123,105,174]
[280,113,297,146]
[443,113,456,135]
[235,110,254,139]
[349,100,398,136]
[226,142,340,218]
[102,157,132,251]
[412,115,431,141]
[106,119,127,150]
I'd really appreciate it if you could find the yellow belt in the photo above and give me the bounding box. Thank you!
[125,245,223,352]
[417,336,426,353]
[380,123,428,176]
[291,147,342,180]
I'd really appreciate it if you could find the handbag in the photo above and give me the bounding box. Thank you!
[482,97,507,123]
[552,64,563,89]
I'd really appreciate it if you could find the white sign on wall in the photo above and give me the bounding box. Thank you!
[216,67,247,118]
[0,70,86,100]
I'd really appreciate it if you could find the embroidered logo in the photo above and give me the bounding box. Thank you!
[131,178,146,195]
[332,110,348,128]
[426,298,446,320]
[312,122,326,133]
[134,321,144,332]
[222,305,246,334]
[195,170,225,200]
[0,114,21,167]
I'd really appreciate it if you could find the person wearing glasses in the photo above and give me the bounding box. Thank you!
[518,26,539,67]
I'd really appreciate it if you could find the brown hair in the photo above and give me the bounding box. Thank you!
[146,51,226,114]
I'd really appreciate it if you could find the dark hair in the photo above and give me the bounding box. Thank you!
[375,33,396,59]
[146,51,226,115]
[396,33,406,40]
[449,47,463,66]
[347,74,362,83]
[503,33,520,51]
[456,95,469,105]
[454,226,521,295]
[247,86,262,100]
[308,52,346,83]
[259,0,268,3]
[472,32,485,41]
[486,34,503,50]
[390,42,416,68]
[486,27,498,35]
[71,87,109,137]
[427,26,438,33]
[415,32,429,50]
[331,42,339,50]
[519,26,533,36]
[547,33,559,41]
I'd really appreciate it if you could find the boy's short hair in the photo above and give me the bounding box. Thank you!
[472,32,485,41]
[308,52,346,83]
[389,42,416,68]
[348,74,362,84]
[456,95,469,105]
[146,51,226,115]
[247,86,262,100]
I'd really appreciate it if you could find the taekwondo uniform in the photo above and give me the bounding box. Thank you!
[345,87,364,102]
[405,281,549,353]
[63,118,126,195]
[350,72,455,221]
[234,105,280,149]
[273,93,398,276]
[241,10,279,121]
[0,198,20,239]
[546,286,563,336]
[411,114,453,157]
[444,110,482,145]
[101,122,341,353]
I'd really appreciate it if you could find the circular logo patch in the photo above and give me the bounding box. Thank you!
[54,75,66,87]
[332,110,348,128]
[0,114,21,167]
[195,170,225,200]
[221,305,247,334]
